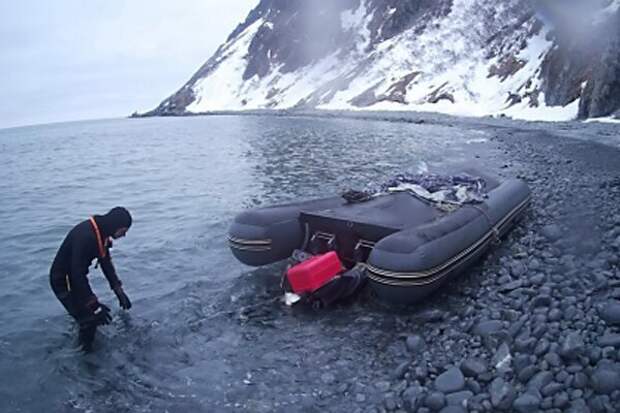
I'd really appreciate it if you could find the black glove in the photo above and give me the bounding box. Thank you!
[113,286,132,310]
[93,303,112,326]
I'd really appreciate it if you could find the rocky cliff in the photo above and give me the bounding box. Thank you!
[147,0,620,121]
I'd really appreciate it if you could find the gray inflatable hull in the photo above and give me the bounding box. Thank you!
[228,176,531,304]
[228,197,345,266]
[366,179,530,304]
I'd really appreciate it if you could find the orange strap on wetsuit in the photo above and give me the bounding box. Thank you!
[89,217,107,259]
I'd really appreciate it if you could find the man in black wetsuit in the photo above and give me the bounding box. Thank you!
[50,207,133,351]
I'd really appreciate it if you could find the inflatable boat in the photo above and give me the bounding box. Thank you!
[228,171,531,304]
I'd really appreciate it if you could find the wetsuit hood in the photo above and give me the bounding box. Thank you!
[96,207,132,237]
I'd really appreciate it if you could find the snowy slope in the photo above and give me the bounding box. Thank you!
[149,0,620,121]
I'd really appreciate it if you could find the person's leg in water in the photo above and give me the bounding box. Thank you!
[50,275,98,352]
[78,322,97,352]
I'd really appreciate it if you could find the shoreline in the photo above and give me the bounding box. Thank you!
[356,127,620,412]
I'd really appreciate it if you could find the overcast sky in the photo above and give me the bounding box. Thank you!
[0,1,257,129]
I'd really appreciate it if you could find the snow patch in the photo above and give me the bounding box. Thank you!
[585,117,620,124]
[187,19,265,112]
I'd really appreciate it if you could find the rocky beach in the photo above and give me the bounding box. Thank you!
[306,118,620,413]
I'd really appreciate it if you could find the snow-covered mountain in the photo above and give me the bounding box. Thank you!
[147,0,620,121]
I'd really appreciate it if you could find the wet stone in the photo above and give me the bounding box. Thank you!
[417,309,446,323]
[532,324,547,339]
[394,361,409,379]
[492,343,512,373]
[514,335,536,353]
[406,334,425,353]
[559,332,585,360]
[506,319,526,341]
[383,395,398,411]
[544,352,562,367]
[588,347,603,365]
[321,372,336,385]
[518,366,539,383]
[509,262,527,277]
[424,392,446,411]
[513,354,531,373]
[402,385,423,411]
[472,320,503,337]
[542,382,564,397]
[460,359,487,378]
[567,399,589,413]
[548,308,563,322]
[528,371,554,392]
[598,302,620,326]
[589,395,612,413]
[445,390,473,406]
[591,366,620,394]
[541,224,562,241]
[598,334,620,348]
[512,393,541,413]
[438,406,466,413]
[499,279,523,293]
[490,377,516,410]
[534,338,550,357]
[564,306,578,320]
[553,392,570,409]
[573,372,588,389]
[375,380,391,392]
[414,365,429,381]
[532,295,552,308]
[530,273,545,285]
[434,367,465,393]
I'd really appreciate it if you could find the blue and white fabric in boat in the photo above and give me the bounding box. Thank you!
[381,173,487,210]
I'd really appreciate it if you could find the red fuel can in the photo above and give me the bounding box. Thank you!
[286,251,343,294]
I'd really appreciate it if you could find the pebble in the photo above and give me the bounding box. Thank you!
[434,367,465,393]
[472,320,503,337]
[542,382,564,397]
[375,380,391,392]
[490,377,516,410]
[518,366,539,383]
[528,371,554,392]
[402,385,423,411]
[492,343,512,373]
[553,392,570,408]
[559,332,584,360]
[532,295,552,308]
[321,372,336,385]
[445,390,473,406]
[541,224,562,241]
[573,372,588,389]
[534,338,550,357]
[424,392,446,411]
[499,279,523,293]
[406,334,425,353]
[544,352,562,367]
[590,366,620,394]
[548,308,563,321]
[512,393,541,413]
[460,359,487,378]
[598,334,620,348]
[438,406,466,413]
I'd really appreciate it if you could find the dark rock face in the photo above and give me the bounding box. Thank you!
[243,0,358,80]
[578,12,620,118]
[364,0,452,44]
